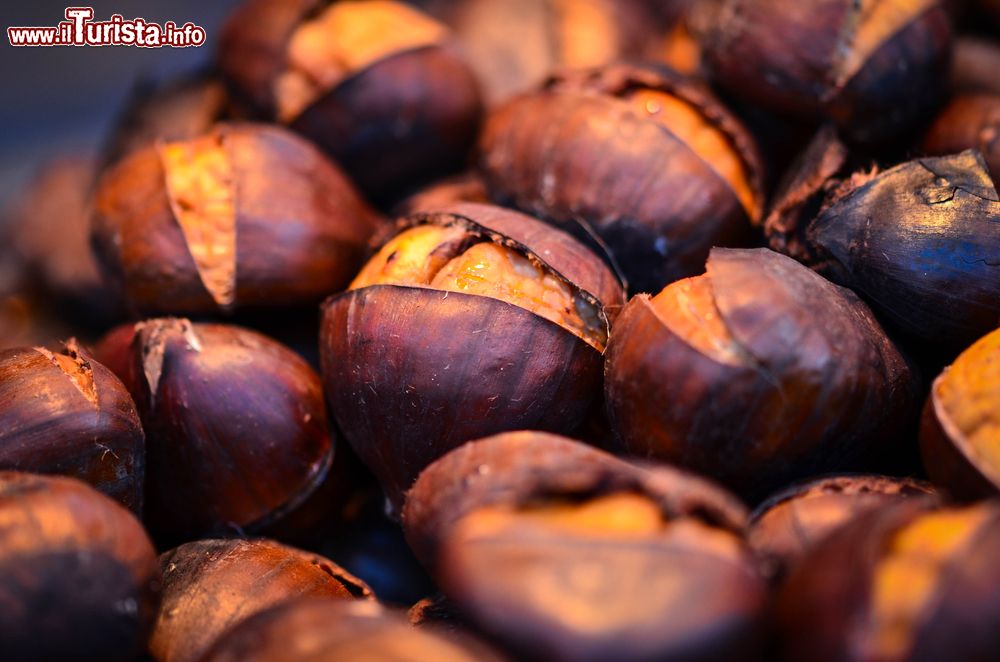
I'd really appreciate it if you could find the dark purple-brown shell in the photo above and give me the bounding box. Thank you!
[479,61,764,294]
[0,341,145,511]
[320,203,624,513]
[605,247,918,497]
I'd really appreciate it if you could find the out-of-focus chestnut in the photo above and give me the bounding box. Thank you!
[150,538,372,662]
[776,499,1000,662]
[749,474,938,580]
[218,0,482,200]
[702,0,952,144]
[403,431,765,662]
[102,74,231,168]
[91,122,380,316]
[420,0,664,105]
[605,247,918,497]
[953,37,1000,95]
[122,318,334,541]
[0,472,159,662]
[920,327,1000,501]
[922,94,999,188]
[320,203,624,511]
[201,599,501,662]
[479,62,764,294]
[394,171,489,216]
[0,341,144,511]
[766,141,1000,350]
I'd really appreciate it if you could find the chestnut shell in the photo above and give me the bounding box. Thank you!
[0,472,159,662]
[922,94,1000,189]
[479,62,764,294]
[605,247,918,497]
[0,341,145,511]
[320,203,623,512]
[150,538,371,662]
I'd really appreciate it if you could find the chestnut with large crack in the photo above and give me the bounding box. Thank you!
[320,202,625,513]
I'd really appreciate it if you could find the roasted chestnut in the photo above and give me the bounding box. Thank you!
[479,62,764,294]
[920,327,1000,501]
[0,472,159,662]
[201,599,500,662]
[320,202,624,511]
[91,122,380,316]
[766,142,1000,350]
[604,247,918,497]
[0,340,144,511]
[420,0,665,105]
[953,36,1000,95]
[922,94,999,188]
[121,318,334,541]
[776,499,1000,662]
[219,0,482,199]
[402,431,765,662]
[394,171,489,216]
[749,474,938,580]
[702,0,952,144]
[151,538,372,662]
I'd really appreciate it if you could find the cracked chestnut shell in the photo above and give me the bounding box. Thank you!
[749,474,938,580]
[219,0,482,200]
[605,247,918,497]
[402,431,765,662]
[320,203,624,512]
[0,340,144,511]
[0,472,159,662]
[922,94,1000,189]
[124,318,334,541]
[151,538,372,662]
[703,0,952,144]
[91,122,379,316]
[776,499,1000,662]
[766,142,1000,350]
[479,62,764,294]
[201,599,501,662]
[920,327,1000,501]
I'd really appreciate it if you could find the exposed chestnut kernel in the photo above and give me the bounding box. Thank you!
[150,538,372,662]
[749,474,939,580]
[402,431,764,662]
[605,247,918,497]
[703,0,952,144]
[922,94,1000,188]
[91,122,380,316]
[920,327,1000,501]
[0,340,144,511]
[219,0,482,199]
[0,472,159,662]
[201,599,502,662]
[766,142,1000,350]
[125,318,334,542]
[321,203,624,512]
[776,500,1000,662]
[479,62,765,294]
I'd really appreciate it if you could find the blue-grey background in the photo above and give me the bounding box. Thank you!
[0,2,242,208]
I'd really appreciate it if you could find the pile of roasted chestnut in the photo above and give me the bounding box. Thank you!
[3,0,1000,660]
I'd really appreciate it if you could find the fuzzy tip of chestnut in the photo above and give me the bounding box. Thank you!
[479,61,765,294]
[605,247,919,498]
[0,471,159,662]
[91,121,380,316]
[321,202,624,513]
[0,339,145,511]
[402,431,765,662]
[151,537,372,662]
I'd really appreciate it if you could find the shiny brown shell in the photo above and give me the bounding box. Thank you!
[91,122,378,316]
[320,203,623,513]
[604,247,918,497]
[479,62,764,294]
[0,472,159,662]
[150,538,371,662]
[0,341,145,511]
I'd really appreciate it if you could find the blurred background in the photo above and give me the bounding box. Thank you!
[0,2,241,205]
